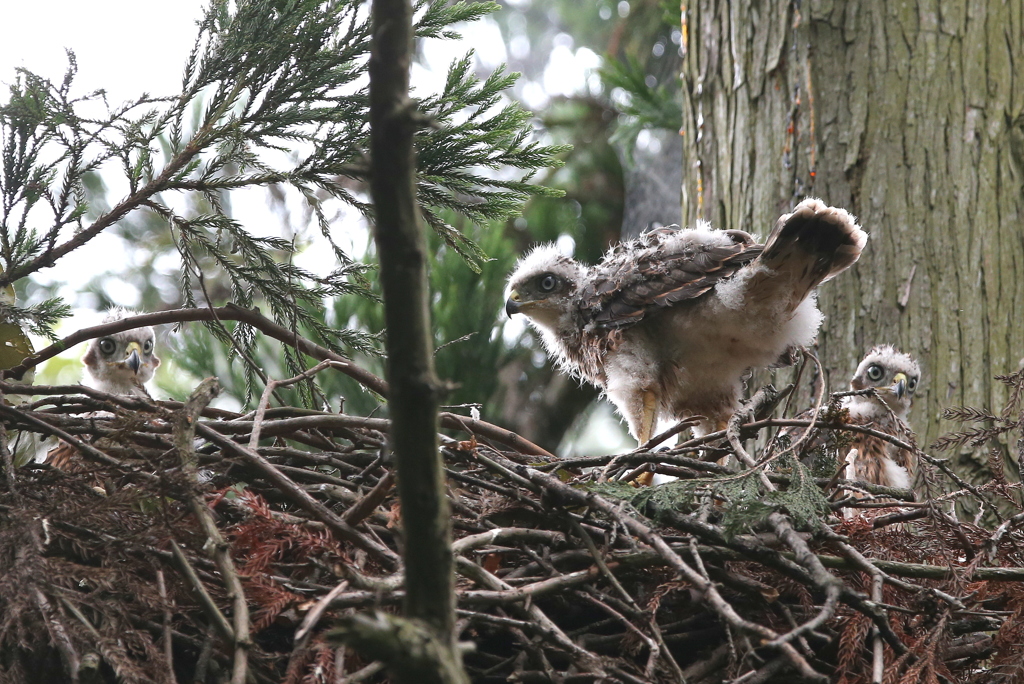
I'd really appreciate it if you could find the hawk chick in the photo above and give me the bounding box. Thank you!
[505,198,867,444]
[842,345,921,489]
[47,309,162,471]
[82,309,161,397]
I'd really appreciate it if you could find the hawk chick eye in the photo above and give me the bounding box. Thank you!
[866,364,884,381]
[143,339,153,353]
[907,377,918,391]
[538,274,559,293]
[98,338,116,355]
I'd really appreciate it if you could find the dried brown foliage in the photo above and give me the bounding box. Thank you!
[1,335,1024,683]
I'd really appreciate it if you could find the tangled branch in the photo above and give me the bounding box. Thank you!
[1,326,1023,682]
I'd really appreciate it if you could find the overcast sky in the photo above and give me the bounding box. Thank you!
[0,1,208,103]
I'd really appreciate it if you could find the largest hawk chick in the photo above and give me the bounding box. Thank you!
[505,198,867,444]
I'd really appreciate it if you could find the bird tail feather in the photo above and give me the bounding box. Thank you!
[756,198,867,297]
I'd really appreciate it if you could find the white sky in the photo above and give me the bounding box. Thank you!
[0,1,209,104]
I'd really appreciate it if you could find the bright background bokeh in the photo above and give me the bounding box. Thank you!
[0,0,680,455]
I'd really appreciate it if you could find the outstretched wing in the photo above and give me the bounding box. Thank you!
[751,199,866,304]
[578,229,763,331]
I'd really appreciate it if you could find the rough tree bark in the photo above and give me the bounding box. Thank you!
[682,0,1024,486]
[362,0,466,680]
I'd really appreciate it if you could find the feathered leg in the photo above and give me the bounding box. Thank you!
[634,390,659,486]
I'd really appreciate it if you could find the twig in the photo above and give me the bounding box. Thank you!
[59,597,101,640]
[569,518,686,681]
[439,412,554,458]
[451,528,565,556]
[338,661,386,683]
[3,310,551,456]
[897,263,916,310]
[830,538,965,609]
[579,591,660,680]
[639,416,702,451]
[176,380,251,684]
[0,402,127,470]
[637,501,907,654]
[295,580,350,647]
[169,538,235,645]
[195,423,400,569]
[0,133,209,289]
[454,557,608,675]
[0,422,16,493]
[985,509,1024,562]
[870,569,885,683]
[327,612,469,684]
[502,453,828,681]
[156,570,179,684]
[33,588,81,681]
[724,392,845,654]
[1,305,380,389]
[249,360,338,449]
[343,470,396,527]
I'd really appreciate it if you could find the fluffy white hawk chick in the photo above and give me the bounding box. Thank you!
[47,310,162,471]
[505,198,867,444]
[82,309,161,397]
[842,345,921,489]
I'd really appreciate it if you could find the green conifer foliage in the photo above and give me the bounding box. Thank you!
[0,0,567,403]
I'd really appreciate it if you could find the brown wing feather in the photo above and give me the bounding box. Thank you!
[46,440,83,471]
[853,434,892,486]
[579,237,764,330]
[790,404,916,490]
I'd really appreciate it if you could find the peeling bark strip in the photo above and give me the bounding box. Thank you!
[682,1,1024,484]
[367,0,465,681]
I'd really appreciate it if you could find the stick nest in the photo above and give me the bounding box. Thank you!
[1,366,1023,684]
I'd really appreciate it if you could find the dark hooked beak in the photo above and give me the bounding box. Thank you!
[126,349,142,375]
[890,372,907,400]
[505,291,522,318]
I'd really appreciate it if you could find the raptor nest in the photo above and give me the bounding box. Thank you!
[1,343,1023,684]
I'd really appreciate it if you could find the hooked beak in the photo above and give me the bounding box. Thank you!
[889,372,907,400]
[124,343,142,375]
[505,290,522,318]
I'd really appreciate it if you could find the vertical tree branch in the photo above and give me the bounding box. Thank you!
[156,569,179,684]
[368,0,464,681]
[175,378,250,684]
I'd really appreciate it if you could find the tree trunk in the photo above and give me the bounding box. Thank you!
[682,0,1024,490]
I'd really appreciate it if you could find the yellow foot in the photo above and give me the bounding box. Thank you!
[636,390,658,446]
[633,470,655,487]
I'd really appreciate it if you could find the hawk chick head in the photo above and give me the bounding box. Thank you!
[505,246,585,362]
[848,345,921,421]
[82,309,161,396]
[840,345,922,492]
